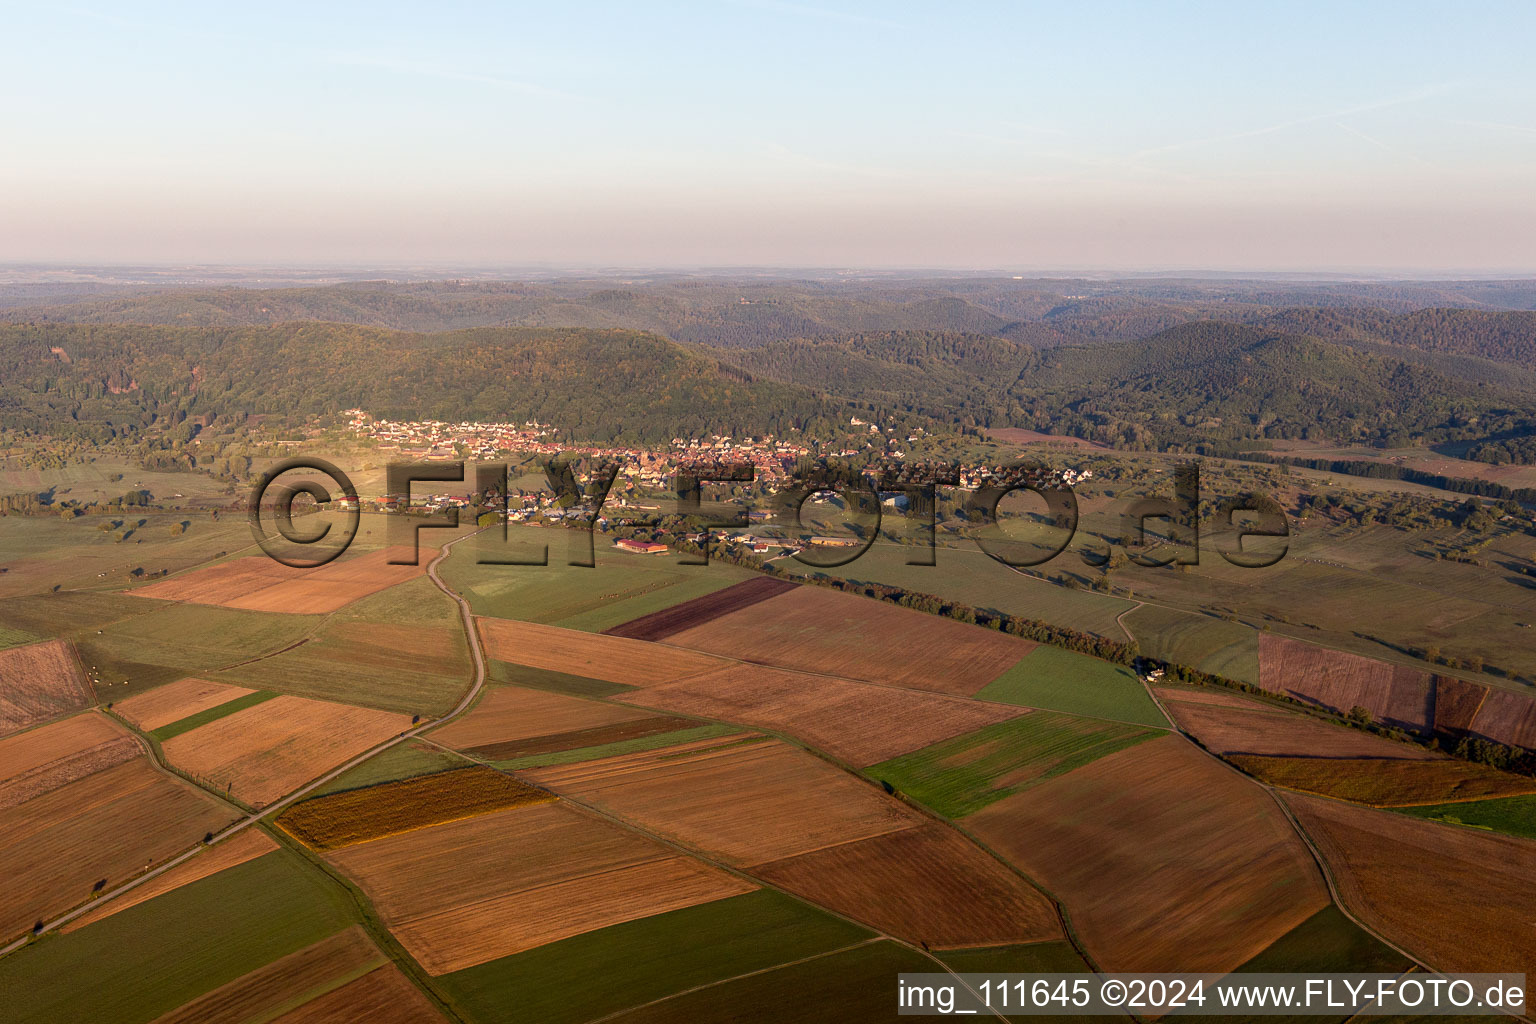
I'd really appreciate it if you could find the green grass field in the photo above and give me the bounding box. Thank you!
[975,646,1167,727]
[438,525,754,632]
[309,741,474,797]
[935,942,1100,1023]
[78,602,320,701]
[333,574,461,627]
[1396,793,1536,841]
[1121,603,1259,685]
[435,889,872,1024]
[150,690,279,742]
[0,849,357,1024]
[776,538,1136,640]
[1237,904,1408,974]
[0,624,39,650]
[484,722,739,770]
[213,610,471,716]
[601,939,931,1024]
[869,712,1162,818]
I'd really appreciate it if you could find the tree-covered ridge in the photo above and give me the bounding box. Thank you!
[1258,308,1536,364]
[0,323,869,443]
[721,322,1536,450]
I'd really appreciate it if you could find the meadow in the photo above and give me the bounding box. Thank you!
[975,646,1167,727]
[434,889,872,1024]
[0,849,357,1024]
[869,711,1164,818]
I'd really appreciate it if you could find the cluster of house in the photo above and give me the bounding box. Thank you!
[344,410,816,482]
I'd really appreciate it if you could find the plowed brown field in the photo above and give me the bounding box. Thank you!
[1161,698,1440,760]
[134,549,424,615]
[1258,634,1432,731]
[966,734,1329,973]
[615,663,1024,766]
[430,684,658,752]
[0,757,232,940]
[1232,754,1536,806]
[160,695,411,807]
[526,736,920,865]
[326,802,754,974]
[1468,688,1536,750]
[1430,675,1488,735]
[269,964,444,1023]
[114,678,256,732]
[1287,792,1536,977]
[663,585,1034,696]
[753,823,1059,946]
[0,639,92,736]
[603,577,801,641]
[476,617,728,686]
[150,926,385,1024]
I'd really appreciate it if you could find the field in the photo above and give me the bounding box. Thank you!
[0,713,234,940]
[215,618,471,715]
[1287,792,1536,977]
[1159,693,1441,759]
[150,690,279,743]
[476,616,728,686]
[1431,675,1488,735]
[1259,633,1433,731]
[752,823,1060,947]
[661,584,1034,696]
[604,576,801,640]
[0,712,133,797]
[309,740,472,796]
[975,645,1167,727]
[0,849,358,1024]
[113,677,256,732]
[966,733,1329,973]
[1236,904,1408,973]
[1121,603,1260,685]
[775,537,1136,639]
[278,765,553,848]
[614,662,1026,766]
[439,527,757,631]
[148,926,387,1024]
[1464,687,1536,750]
[602,939,934,1024]
[326,801,756,974]
[266,964,444,1023]
[159,695,412,807]
[434,889,873,1024]
[82,602,318,696]
[134,548,424,615]
[62,826,277,932]
[429,682,667,756]
[525,736,919,866]
[1229,754,1536,806]
[868,711,1164,818]
[1397,792,1536,839]
[0,638,92,735]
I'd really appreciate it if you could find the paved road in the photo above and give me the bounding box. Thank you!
[0,531,489,958]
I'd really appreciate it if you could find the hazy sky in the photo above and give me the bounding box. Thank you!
[3,1,1534,270]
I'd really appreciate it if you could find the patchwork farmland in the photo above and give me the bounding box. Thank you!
[5,495,1535,1023]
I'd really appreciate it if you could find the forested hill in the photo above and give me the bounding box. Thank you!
[713,331,1037,431]
[8,277,1535,352]
[1021,322,1536,449]
[716,322,1536,450]
[0,323,870,444]
[1258,308,1536,363]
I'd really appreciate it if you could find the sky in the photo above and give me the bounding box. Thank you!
[2,0,1534,271]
